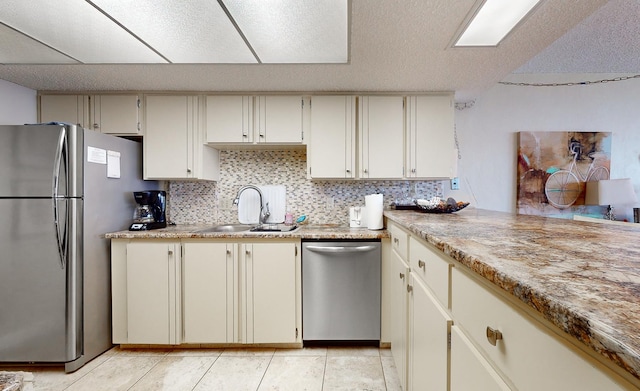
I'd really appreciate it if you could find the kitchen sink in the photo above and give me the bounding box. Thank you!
[250,224,299,232]
[196,224,253,233]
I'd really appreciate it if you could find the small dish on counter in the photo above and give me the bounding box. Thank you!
[415,197,470,213]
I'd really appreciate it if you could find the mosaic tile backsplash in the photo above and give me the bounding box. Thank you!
[168,150,443,226]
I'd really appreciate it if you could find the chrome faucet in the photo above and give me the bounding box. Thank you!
[233,185,270,224]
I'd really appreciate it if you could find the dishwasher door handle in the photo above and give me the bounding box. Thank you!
[305,245,377,254]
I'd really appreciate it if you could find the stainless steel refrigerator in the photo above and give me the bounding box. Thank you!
[0,124,157,372]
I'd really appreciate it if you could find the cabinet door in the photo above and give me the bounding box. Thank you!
[256,96,303,143]
[406,95,455,178]
[144,95,196,179]
[244,242,298,343]
[359,96,404,179]
[450,326,512,391]
[92,95,140,135]
[408,273,452,391]
[390,250,410,391]
[308,95,356,178]
[205,95,253,143]
[39,95,89,128]
[126,241,180,345]
[183,242,237,343]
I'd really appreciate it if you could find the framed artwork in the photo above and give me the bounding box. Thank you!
[517,131,611,217]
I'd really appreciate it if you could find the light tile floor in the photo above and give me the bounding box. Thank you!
[1,346,402,391]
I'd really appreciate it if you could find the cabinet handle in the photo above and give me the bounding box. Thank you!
[246,250,251,255]
[407,284,413,293]
[486,326,503,346]
[393,237,399,244]
[242,133,248,138]
[168,250,173,256]
[93,123,99,129]
[418,260,425,269]
[259,134,264,138]
[411,168,416,173]
[399,272,405,280]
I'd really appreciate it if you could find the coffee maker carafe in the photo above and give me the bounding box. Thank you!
[129,190,167,231]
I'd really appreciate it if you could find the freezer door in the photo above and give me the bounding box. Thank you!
[0,198,81,362]
[0,124,80,197]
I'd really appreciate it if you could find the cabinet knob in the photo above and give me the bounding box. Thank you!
[246,250,251,255]
[93,123,99,129]
[242,133,248,138]
[418,260,425,269]
[486,326,503,346]
[346,169,351,174]
[187,168,192,173]
[363,169,368,174]
[411,168,416,173]
[407,284,413,293]
[259,134,265,138]
[399,272,405,280]
[168,250,173,256]
[393,237,399,244]
[226,249,231,255]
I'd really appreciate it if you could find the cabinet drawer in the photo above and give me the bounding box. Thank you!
[388,221,409,260]
[450,325,512,391]
[452,267,628,391]
[409,237,451,309]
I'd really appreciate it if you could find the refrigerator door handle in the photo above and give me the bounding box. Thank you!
[53,127,67,269]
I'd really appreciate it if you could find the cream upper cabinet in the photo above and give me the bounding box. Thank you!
[205,95,254,144]
[255,96,304,144]
[182,241,237,344]
[308,95,356,179]
[358,96,404,179]
[91,94,140,135]
[243,241,299,344]
[144,95,219,181]
[39,94,89,128]
[406,95,455,179]
[125,241,181,345]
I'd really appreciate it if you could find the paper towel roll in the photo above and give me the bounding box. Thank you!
[365,194,384,230]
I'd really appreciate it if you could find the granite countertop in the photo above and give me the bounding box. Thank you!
[104,224,389,240]
[384,208,640,381]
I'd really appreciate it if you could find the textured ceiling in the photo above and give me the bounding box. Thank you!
[0,0,628,101]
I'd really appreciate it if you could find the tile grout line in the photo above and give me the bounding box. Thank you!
[253,350,275,391]
[125,351,169,391]
[188,352,221,391]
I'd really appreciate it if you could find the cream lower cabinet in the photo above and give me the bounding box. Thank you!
[389,249,409,391]
[112,239,300,346]
[242,242,299,343]
[452,267,634,391]
[182,241,237,343]
[124,240,181,345]
[408,273,452,391]
[450,325,511,391]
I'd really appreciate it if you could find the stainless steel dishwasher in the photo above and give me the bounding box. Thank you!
[302,240,381,344]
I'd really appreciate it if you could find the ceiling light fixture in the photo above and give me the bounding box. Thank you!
[454,0,542,47]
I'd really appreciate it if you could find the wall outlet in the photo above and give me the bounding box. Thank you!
[450,177,460,190]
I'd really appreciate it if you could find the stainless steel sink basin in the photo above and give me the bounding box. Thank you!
[197,224,253,233]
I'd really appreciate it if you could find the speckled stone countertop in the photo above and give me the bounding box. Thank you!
[384,208,640,381]
[104,224,389,240]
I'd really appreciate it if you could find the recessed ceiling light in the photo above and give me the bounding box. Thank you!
[454,0,542,47]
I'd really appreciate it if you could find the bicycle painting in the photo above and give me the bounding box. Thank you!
[517,131,612,217]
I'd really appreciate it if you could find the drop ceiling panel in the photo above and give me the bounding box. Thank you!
[90,0,257,63]
[0,24,77,64]
[224,0,348,63]
[0,0,165,63]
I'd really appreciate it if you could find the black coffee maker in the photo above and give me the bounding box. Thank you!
[129,190,167,231]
